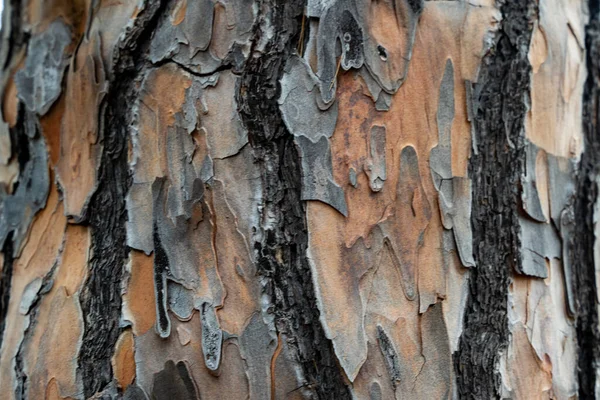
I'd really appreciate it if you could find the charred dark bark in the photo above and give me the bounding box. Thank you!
[0,234,13,352]
[573,1,600,397]
[76,1,163,396]
[238,1,351,398]
[454,0,535,398]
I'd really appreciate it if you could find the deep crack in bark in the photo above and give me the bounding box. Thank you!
[237,0,352,398]
[454,0,535,398]
[572,0,600,396]
[76,1,165,396]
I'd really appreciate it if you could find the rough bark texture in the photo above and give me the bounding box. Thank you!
[0,233,13,350]
[454,1,533,397]
[238,1,351,398]
[0,0,597,399]
[78,2,163,395]
[574,0,600,396]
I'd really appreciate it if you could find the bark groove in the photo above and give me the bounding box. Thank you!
[76,1,163,396]
[0,233,13,351]
[573,0,600,396]
[454,0,535,397]
[238,0,351,398]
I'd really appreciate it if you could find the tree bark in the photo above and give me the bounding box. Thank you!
[0,0,598,399]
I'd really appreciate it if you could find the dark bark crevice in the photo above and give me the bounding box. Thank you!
[237,1,351,398]
[76,1,165,396]
[454,0,535,398]
[0,233,14,352]
[573,1,600,397]
[151,58,235,78]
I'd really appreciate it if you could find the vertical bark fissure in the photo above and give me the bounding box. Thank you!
[454,0,535,398]
[573,1,600,396]
[0,234,14,352]
[238,1,351,398]
[76,1,164,396]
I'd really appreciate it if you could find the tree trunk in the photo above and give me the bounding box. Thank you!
[0,0,598,398]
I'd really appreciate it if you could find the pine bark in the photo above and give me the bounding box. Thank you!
[0,0,598,399]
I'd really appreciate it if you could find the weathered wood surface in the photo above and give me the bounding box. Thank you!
[0,0,598,398]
